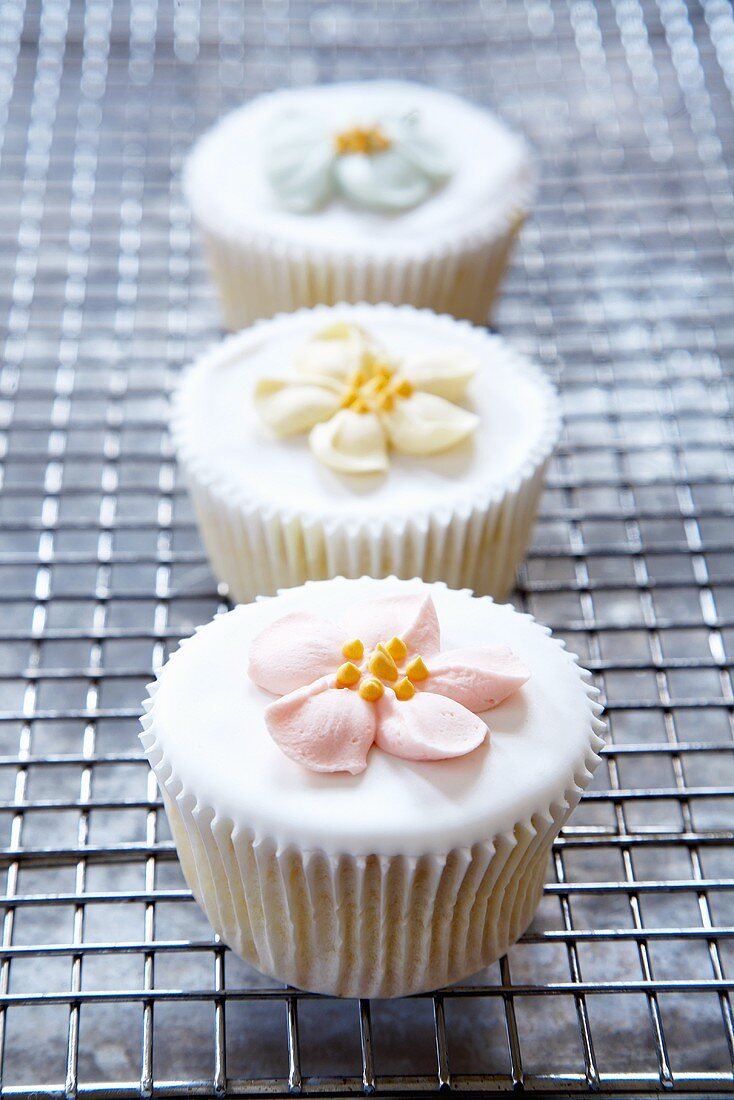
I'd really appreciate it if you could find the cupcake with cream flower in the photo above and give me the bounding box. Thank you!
[254,319,479,475]
[171,303,559,603]
[184,81,534,329]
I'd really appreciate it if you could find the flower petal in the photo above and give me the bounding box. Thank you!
[264,114,336,212]
[424,646,530,713]
[335,149,433,212]
[265,676,376,774]
[375,690,487,761]
[388,116,453,181]
[254,379,342,436]
[341,594,441,656]
[309,408,388,474]
[294,323,378,381]
[400,348,479,401]
[249,612,345,696]
[382,392,479,455]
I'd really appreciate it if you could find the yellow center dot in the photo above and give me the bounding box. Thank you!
[332,125,389,156]
[369,648,398,682]
[339,357,415,417]
[334,125,392,156]
[362,375,385,396]
[385,636,407,662]
[393,377,414,399]
[359,678,384,703]
[342,638,364,662]
[394,677,416,701]
[406,655,429,683]
[336,661,361,688]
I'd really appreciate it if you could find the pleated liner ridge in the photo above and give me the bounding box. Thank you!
[139,598,606,999]
[197,212,526,332]
[184,83,535,332]
[170,306,561,605]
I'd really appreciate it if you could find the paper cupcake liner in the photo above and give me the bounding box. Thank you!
[172,305,560,605]
[140,614,605,999]
[196,211,526,332]
[184,454,548,604]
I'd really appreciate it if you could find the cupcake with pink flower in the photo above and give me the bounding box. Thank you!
[141,576,605,998]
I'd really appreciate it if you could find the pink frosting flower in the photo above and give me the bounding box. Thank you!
[248,594,530,775]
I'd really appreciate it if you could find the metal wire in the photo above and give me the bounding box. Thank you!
[0,0,733,1094]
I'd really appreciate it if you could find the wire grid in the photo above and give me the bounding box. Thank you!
[0,0,733,1095]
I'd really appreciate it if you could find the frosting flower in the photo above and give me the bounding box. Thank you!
[254,322,479,474]
[248,593,529,775]
[264,109,452,213]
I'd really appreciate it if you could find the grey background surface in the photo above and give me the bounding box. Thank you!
[0,0,732,1094]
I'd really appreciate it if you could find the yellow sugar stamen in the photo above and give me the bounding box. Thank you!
[334,125,392,157]
[338,354,409,416]
[359,678,384,702]
[342,638,364,662]
[369,648,398,682]
[406,655,429,683]
[393,377,414,398]
[385,636,407,662]
[361,375,386,396]
[336,661,361,688]
[394,677,416,701]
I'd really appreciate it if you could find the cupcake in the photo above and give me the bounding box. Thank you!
[140,576,605,998]
[171,303,559,603]
[184,81,534,330]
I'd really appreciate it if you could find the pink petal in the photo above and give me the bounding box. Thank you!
[425,646,530,713]
[248,612,345,696]
[340,594,440,656]
[265,676,376,775]
[375,691,487,762]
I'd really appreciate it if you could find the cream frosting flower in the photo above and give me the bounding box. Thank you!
[254,322,480,475]
[264,109,452,213]
[248,593,530,775]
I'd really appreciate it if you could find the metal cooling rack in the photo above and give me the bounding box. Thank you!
[0,0,733,1095]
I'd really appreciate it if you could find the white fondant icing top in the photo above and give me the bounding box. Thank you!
[184,81,533,257]
[143,577,604,857]
[171,304,560,524]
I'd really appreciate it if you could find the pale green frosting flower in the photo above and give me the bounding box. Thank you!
[264,109,452,214]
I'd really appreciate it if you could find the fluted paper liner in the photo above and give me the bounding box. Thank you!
[171,306,561,604]
[184,95,534,331]
[140,591,605,999]
[194,211,528,331]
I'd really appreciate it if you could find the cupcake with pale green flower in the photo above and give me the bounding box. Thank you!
[171,303,559,603]
[265,110,452,213]
[184,81,534,330]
